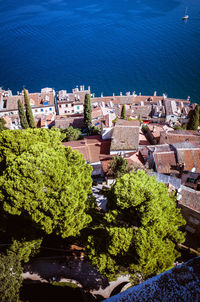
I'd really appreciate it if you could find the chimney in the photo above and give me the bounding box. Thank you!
[120,92,122,96]
[88,86,90,91]
[113,93,115,96]
[154,91,157,96]
[101,93,103,97]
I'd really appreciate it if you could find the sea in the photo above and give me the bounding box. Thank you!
[0,0,200,102]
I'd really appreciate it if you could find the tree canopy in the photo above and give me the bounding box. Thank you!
[85,170,185,281]
[24,89,36,128]
[84,93,92,128]
[0,118,7,131]
[18,99,29,129]
[0,253,23,302]
[61,126,82,142]
[108,156,130,178]
[0,128,93,238]
[187,104,199,130]
[120,104,126,119]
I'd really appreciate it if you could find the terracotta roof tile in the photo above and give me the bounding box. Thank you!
[154,151,177,174]
[179,186,200,213]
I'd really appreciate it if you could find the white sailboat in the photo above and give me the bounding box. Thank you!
[182,8,189,20]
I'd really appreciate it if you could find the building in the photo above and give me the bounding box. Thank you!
[159,130,200,145]
[62,136,111,176]
[57,86,90,116]
[110,119,140,155]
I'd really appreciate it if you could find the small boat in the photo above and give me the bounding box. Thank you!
[182,8,189,20]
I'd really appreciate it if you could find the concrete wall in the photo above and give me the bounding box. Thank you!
[58,103,83,116]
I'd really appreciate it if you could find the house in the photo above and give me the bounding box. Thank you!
[164,98,191,126]
[110,119,140,155]
[181,171,200,191]
[146,142,200,175]
[159,130,200,145]
[57,86,90,116]
[55,116,85,129]
[0,88,56,129]
[178,185,200,237]
[171,142,200,173]
[62,136,111,176]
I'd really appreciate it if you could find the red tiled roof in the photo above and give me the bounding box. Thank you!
[160,130,200,144]
[177,149,200,173]
[179,186,200,213]
[154,151,177,174]
[63,136,111,163]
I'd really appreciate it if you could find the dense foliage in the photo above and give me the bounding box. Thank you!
[18,99,29,129]
[61,126,82,141]
[108,156,130,178]
[8,238,42,263]
[120,104,126,119]
[84,93,92,128]
[187,104,199,130]
[24,89,36,128]
[0,118,7,131]
[0,128,93,238]
[85,170,185,280]
[0,253,23,302]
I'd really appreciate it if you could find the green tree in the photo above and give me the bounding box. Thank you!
[0,128,93,238]
[0,253,23,302]
[187,104,199,130]
[108,156,130,178]
[84,93,92,128]
[0,118,7,131]
[120,104,126,119]
[85,170,185,281]
[24,89,36,128]
[7,238,42,263]
[18,99,29,129]
[61,126,81,142]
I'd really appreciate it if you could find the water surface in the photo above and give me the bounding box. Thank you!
[0,0,200,101]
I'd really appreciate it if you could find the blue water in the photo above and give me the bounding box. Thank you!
[0,0,200,101]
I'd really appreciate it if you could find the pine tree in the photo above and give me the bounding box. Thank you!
[86,170,186,280]
[18,99,29,129]
[0,128,93,238]
[84,93,92,128]
[120,104,126,119]
[187,104,199,130]
[24,89,36,128]
[0,253,23,302]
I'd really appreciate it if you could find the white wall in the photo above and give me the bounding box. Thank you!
[101,127,113,140]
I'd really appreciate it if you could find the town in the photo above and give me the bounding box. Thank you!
[0,85,200,301]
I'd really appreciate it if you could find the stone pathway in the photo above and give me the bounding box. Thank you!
[23,257,130,299]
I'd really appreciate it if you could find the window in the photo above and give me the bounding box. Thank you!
[65,110,67,113]
[35,109,38,113]
[41,109,43,112]
[49,108,52,111]
[187,178,195,183]
[3,100,7,108]
[66,104,68,107]
[59,105,61,108]
[71,104,74,107]
[77,106,80,110]
[72,110,74,113]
